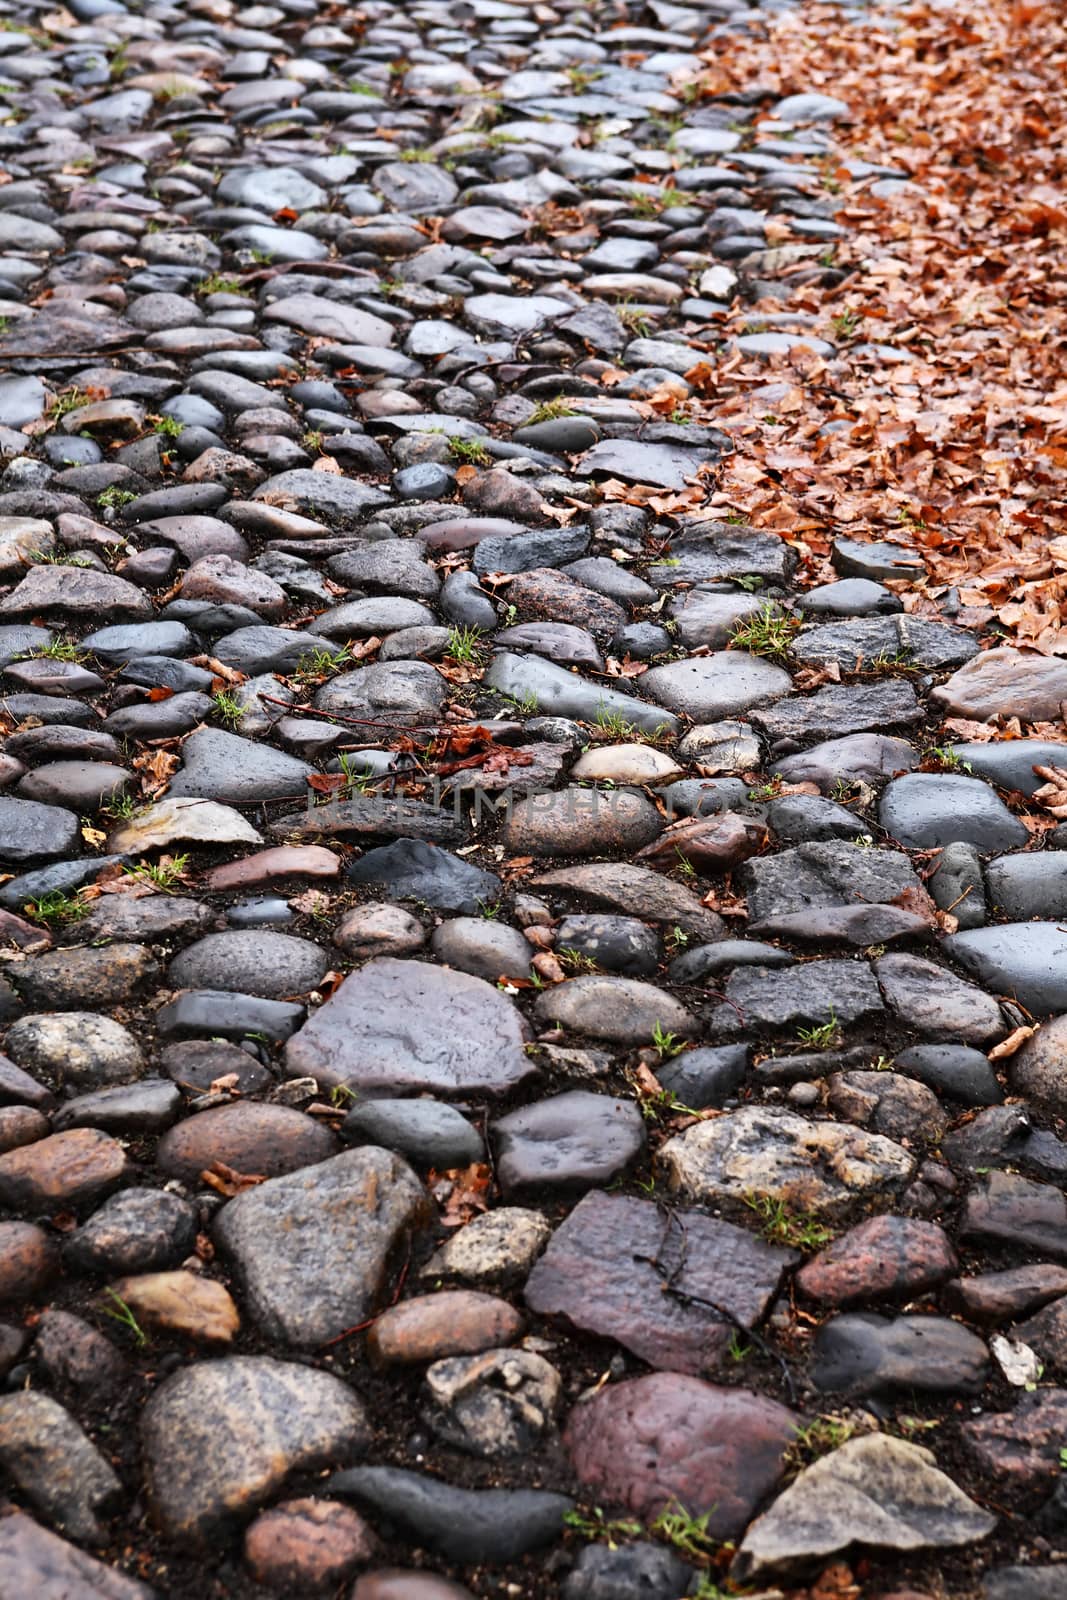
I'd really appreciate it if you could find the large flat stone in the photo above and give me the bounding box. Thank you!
[944,924,1067,1015]
[285,958,535,1097]
[525,1191,796,1374]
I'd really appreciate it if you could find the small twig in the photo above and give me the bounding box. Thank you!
[635,1206,798,1404]
[318,1239,411,1348]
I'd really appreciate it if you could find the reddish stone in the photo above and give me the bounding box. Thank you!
[244,1497,376,1591]
[0,910,49,951]
[0,1130,127,1212]
[0,1106,49,1154]
[795,1215,957,1307]
[945,1265,1067,1324]
[157,1102,339,1183]
[203,846,342,892]
[961,1171,1067,1260]
[524,1191,795,1376]
[351,1572,474,1600]
[367,1292,523,1367]
[34,1309,128,1393]
[505,567,625,643]
[564,1373,797,1539]
[0,1223,57,1302]
[961,1388,1067,1492]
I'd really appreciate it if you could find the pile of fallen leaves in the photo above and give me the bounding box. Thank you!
[689,0,1067,650]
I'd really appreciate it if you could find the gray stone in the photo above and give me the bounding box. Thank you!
[534,975,695,1044]
[752,680,922,742]
[875,953,1005,1043]
[167,727,313,805]
[811,1312,989,1397]
[4,1012,142,1090]
[734,1433,995,1582]
[348,840,500,914]
[742,840,922,924]
[327,1466,571,1564]
[711,959,885,1034]
[486,652,677,737]
[424,1347,561,1457]
[0,1512,154,1599]
[880,773,1028,851]
[214,1148,427,1347]
[494,1092,645,1195]
[430,918,533,982]
[0,798,79,863]
[945,924,1067,1015]
[642,652,791,721]
[168,931,329,999]
[0,1392,122,1542]
[142,1357,368,1545]
[285,957,536,1097]
[342,1100,483,1170]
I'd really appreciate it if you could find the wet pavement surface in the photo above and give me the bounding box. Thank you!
[0,0,1063,1595]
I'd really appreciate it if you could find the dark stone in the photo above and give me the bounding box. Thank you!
[342,1099,483,1169]
[880,774,1028,851]
[348,839,501,915]
[64,1187,198,1276]
[327,1467,572,1563]
[811,1313,988,1396]
[493,1093,645,1196]
[895,1043,1003,1106]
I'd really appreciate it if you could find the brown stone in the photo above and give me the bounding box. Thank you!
[203,845,342,891]
[0,1511,154,1599]
[524,1191,796,1376]
[502,787,663,858]
[0,1222,57,1302]
[931,647,1067,722]
[462,466,544,521]
[34,1309,128,1394]
[244,1498,376,1590]
[351,1573,474,1600]
[0,1106,50,1153]
[0,1391,123,1542]
[0,1129,127,1212]
[110,1271,240,1344]
[961,1388,1067,1493]
[945,1265,1067,1324]
[796,1216,958,1307]
[564,1373,797,1539]
[157,1102,339,1183]
[367,1292,523,1368]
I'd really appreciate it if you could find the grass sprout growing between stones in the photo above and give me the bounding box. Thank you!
[558,946,599,974]
[446,624,484,663]
[100,1288,146,1347]
[787,1413,856,1468]
[648,1502,719,1564]
[47,386,88,418]
[923,745,973,773]
[743,1192,834,1253]
[651,1022,685,1059]
[729,605,801,659]
[30,548,94,568]
[197,274,246,296]
[211,691,245,727]
[30,636,86,661]
[103,791,143,821]
[449,436,491,465]
[96,486,136,510]
[150,413,183,438]
[528,397,578,424]
[124,853,190,893]
[25,889,90,926]
[795,1009,840,1049]
[563,1507,643,1549]
[295,646,353,681]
